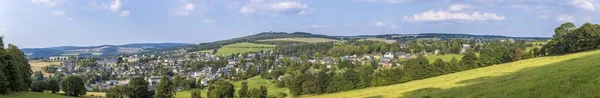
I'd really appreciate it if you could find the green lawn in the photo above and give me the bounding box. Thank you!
[257,38,338,43]
[306,49,600,98]
[216,43,276,56]
[425,54,463,62]
[0,92,104,98]
[175,76,289,98]
[231,76,290,98]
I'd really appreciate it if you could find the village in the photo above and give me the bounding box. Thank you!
[37,43,475,92]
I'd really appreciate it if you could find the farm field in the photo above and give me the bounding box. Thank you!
[360,38,396,44]
[425,54,463,62]
[257,38,338,43]
[29,61,63,76]
[305,49,600,98]
[216,43,275,56]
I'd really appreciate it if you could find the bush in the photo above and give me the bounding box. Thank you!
[61,75,87,96]
[31,81,47,92]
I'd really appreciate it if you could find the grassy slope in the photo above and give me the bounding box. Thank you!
[0,92,104,98]
[175,76,289,98]
[257,38,338,43]
[306,50,600,98]
[216,43,275,56]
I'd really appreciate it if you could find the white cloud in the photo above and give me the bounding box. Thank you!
[31,0,63,7]
[119,10,130,17]
[556,15,575,22]
[50,11,66,16]
[240,1,313,16]
[172,3,196,16]
[373,21,387,27]
[109,0,122,12]
[204,19,216,23]
[309,24,330,28]
[571,0,596,11]
[449,4,470,11]
[356,0,413,3]
[404,10,506,22]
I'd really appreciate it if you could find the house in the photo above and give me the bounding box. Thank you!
[379,57,392,68]
[461,44,472,53]
[384,52,394,58]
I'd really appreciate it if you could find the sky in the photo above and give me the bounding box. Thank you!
[0,0,599,48]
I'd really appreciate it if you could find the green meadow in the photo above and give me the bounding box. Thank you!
[306,49,600,98]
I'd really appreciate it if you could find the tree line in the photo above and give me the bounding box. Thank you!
[540,22,600,55]
[269,40,530,96]
[0,37,34,94]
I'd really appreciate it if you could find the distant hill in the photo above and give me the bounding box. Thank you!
[174,32,337,52]
[148,32,550,56]
[335,33,550,41]
[23,43,193,59]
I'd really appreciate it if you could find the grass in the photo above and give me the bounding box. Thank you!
[425,54,463,62]
[29,61,63,77]
[231,76,290,98]
[216,43,275,56]
[402,50,600,98]
[0,92,106,98]
[305,49,600,98]
[525,41,547,52]
[360,38,396,44]
[175,76,289,98]
[257,38,338,43]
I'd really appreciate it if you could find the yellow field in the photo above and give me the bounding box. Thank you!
[306,49,600,98]
[360,38,396,44]
[29,61,63,76]
[258,38,338,43]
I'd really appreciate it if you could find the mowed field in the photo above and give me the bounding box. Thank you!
[306,49,600,98]
[216,43,275,56]
[29,61,63,76]
[425,54,463,62]
[175,76,289,98]
[257,38,338,43]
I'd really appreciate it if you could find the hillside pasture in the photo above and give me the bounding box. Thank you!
[360,38,396,44]
[306,49,600,98]
[425,54,463,62]
[175,76,288,98]
[216,43,275,56]
[257,38,338,43]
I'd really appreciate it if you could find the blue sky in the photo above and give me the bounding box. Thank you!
[0,0,599,48]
